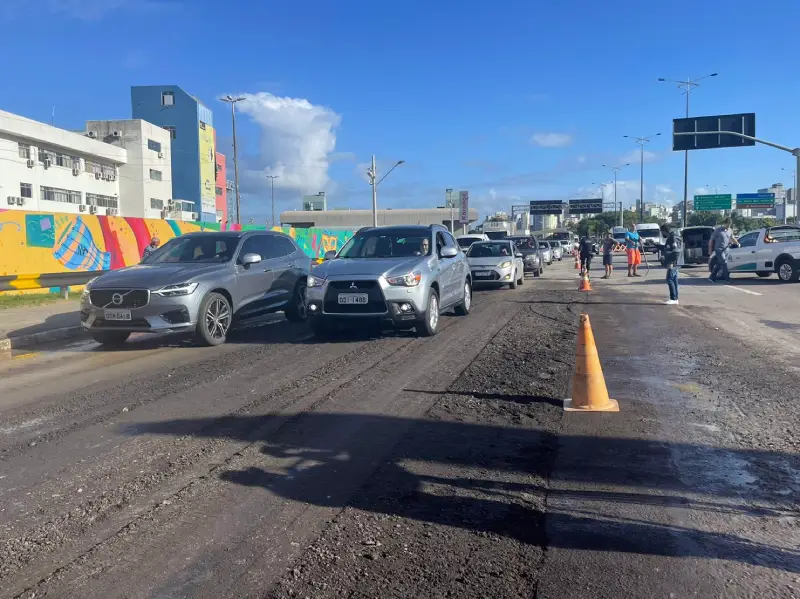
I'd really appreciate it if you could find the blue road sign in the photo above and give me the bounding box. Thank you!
[736,193,774,209]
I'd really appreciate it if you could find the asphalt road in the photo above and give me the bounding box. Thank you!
[0,260,797,599]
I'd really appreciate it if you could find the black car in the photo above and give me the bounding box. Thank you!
[506,235,544,277]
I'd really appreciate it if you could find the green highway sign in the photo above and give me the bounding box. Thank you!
[693,194,732,211]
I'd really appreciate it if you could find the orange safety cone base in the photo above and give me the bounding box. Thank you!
[563,397,619,412]
[578,275,592,292]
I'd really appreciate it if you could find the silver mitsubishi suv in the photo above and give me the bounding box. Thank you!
[306,225,472,337]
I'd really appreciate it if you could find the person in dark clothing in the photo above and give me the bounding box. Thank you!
[661,224,681,305]
[579,236,594,276]
[601,232,618,279]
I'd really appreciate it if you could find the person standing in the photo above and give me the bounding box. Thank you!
[661,224,681,305]
[579,235,594,276]
[601,232,618,279]
[142,236,160,261]
[708,218,737,283]
[624,225,642,277]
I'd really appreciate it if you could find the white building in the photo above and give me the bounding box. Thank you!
[0,109,126,215]
[85,120,175,219]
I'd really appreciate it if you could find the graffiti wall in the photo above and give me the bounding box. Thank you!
[0,210,354,291]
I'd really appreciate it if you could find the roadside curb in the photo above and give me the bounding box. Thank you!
[0,326,85,355]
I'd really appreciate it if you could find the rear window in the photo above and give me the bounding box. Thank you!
[467,242,514,258]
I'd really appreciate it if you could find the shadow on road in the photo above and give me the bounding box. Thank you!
[126,411,800,574]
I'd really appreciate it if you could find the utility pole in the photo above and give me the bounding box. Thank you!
[623,133,661,223]
[220,95,246,224]
[602,164,629,227]
[366,155,405,227]
[782,167,796,224]
[658,73,719,227]
[266,175,279,227]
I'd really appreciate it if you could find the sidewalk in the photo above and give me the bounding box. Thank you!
[0,300,83,352]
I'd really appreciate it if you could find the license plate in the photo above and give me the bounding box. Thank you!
[338,293,368,305]
[104,309,132,321]
[475,271,492,277]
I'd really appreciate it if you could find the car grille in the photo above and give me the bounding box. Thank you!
[472,270,501,281]
[324,280,387,314]
[90,289,150,309]
[92,317,151,328]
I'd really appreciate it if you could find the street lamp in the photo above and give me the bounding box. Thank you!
[658,73,718,227]
[366,156,405,226]
[623,133,661,223]
[266,175,279,227]
[782,167,796,224]
[220,95,246,225]
[602,163,630,227]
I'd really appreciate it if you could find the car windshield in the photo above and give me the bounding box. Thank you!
[457,237,480,248]
[638,230,660,239]
[467,242,513,258]
[508,237,535,249]
[538,242,550,249]
[143,235,238,264]
[338,230,431,258]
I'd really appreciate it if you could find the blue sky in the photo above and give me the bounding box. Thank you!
[3,0,800,221]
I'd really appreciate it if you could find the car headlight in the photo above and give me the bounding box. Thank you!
[153,282,199,297]
[81,276,99,297]
[498,261,512,269]
[386,272,422,287]
[307,274,326,288]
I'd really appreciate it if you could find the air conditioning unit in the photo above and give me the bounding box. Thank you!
[108,208,118,216]
[95,172,101,179]
[16,197,25,206]
[89,205,97,214]
[112,131,121,137]
[26,159,35,168]
[78,204,87,212]
[43,158,51,168]
[158,152,163,159]
[167,199,174,207]
[161,209,168,219]
[72,167,80,176]
[110,174,117,181]
[87,131,97,139]
[7,196,15,205]
[192,212,199,221]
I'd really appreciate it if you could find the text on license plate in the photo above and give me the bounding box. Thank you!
[475,271,492,277]
[338,293,369,305]
[104,309,132,321]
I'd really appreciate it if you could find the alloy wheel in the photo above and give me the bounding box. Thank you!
[206,298,231,340]
[429,294,439,331]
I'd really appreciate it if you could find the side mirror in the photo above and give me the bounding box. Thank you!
[515,251,523,258]
[324,250,337,260]
[241,252,262,266]
[440,246,458,258]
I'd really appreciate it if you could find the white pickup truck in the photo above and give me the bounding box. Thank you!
[710,225,800,282]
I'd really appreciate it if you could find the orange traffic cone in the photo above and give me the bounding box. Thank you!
[578,272,592,292]
[564,314,619,412]
[574,254,580,269]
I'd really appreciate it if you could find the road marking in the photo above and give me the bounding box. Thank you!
[724,285,762,296]
[12,352,38,361]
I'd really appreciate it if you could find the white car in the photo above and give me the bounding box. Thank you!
[713,225,800,282]
[456,234,490,250]
[548,241,563,261]
[466,240,525,289]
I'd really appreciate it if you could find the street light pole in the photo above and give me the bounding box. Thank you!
[658,73,719,227]
[366,156,405,227]
[220,95,247,225]
[602,164,630,227]
[623,133,661,223]
[266,175,278,227]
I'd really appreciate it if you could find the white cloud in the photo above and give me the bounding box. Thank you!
[531,132,573,148]
[693,186,711,196]
[236,91,342,194]
[619,149,658,164]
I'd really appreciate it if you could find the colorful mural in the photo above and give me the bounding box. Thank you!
[0,210,354,292]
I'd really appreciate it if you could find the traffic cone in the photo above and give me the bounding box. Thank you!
[574,254,580,269]
[564,314,619,412]
[578,272,592,292]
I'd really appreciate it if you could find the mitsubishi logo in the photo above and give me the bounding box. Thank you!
[349,282,358,289]
[111,293,124,305]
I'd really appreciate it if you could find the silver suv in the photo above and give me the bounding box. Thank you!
[306,225,471,337]
[80,231,311,347]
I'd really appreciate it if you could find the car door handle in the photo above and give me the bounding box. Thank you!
[287,262,296,267]
[750,251,756,254]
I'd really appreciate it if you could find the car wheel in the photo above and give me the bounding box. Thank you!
[285,282,308,323]
[517,271,524,286]
[91,331,130,346]
[509,272,518,289]
[453,280,472,316]
[533,269,541,277]
[776,259,800,282]
[195,292,232,346]
[756,271,772,278]
[416,289,440,337]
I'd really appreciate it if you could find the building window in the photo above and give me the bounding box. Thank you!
[86,193,118,209]
[20,183,32,198]
[149,169,163,181]
[38,149,55,165]
[199,121,207,130]
[18,143,31,159]
[162,126,176,140]
[161,91,174,107]
[215,186,223,196]
[147,139,162,153]
[41,186,81,205]
[150,198,164,210]
[55,153,74,169]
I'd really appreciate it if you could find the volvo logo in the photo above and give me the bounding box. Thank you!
[111,293,124,305]
[349,282,358,289]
